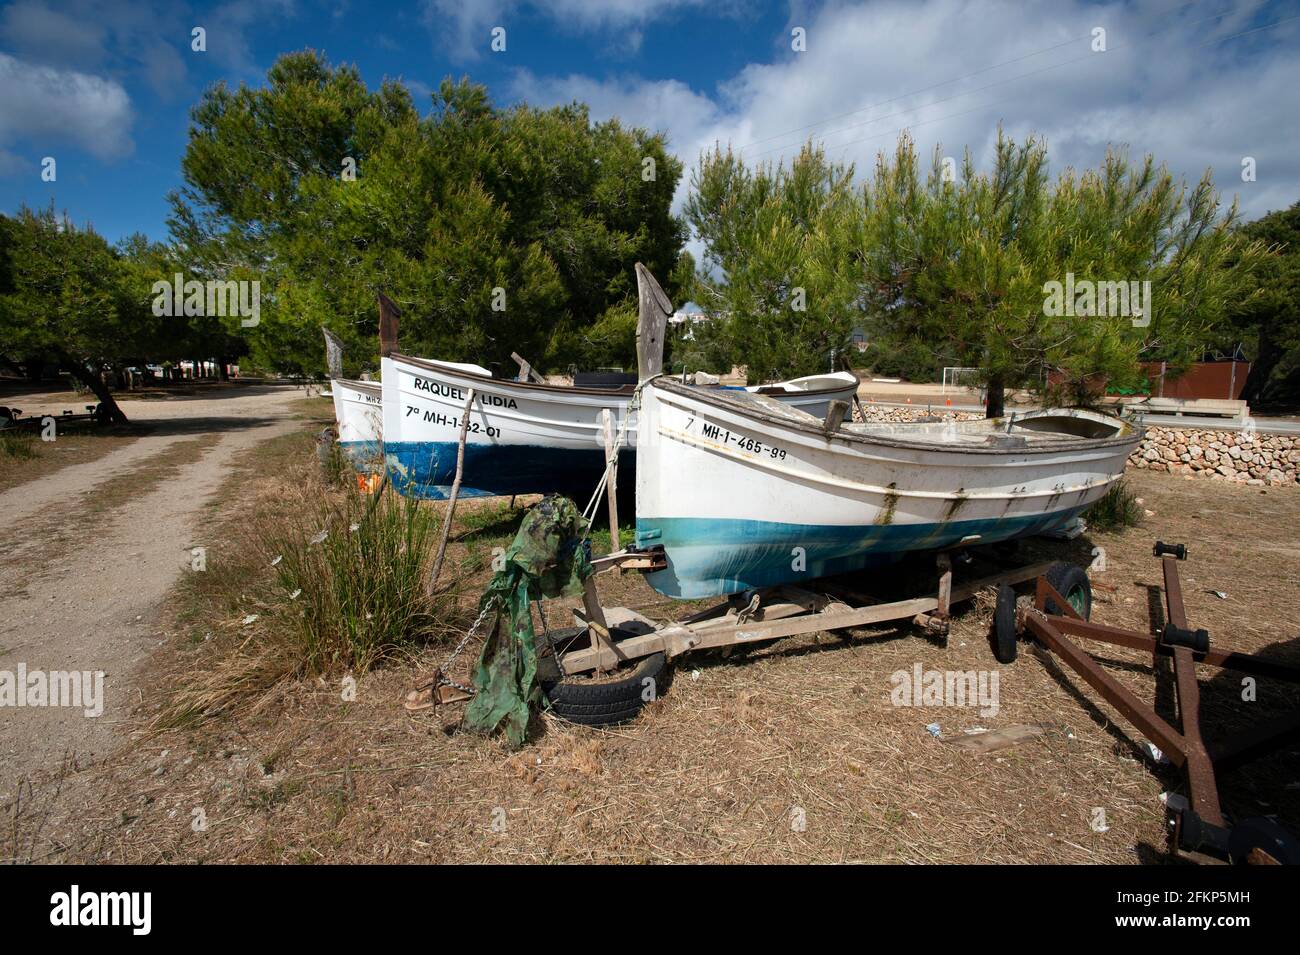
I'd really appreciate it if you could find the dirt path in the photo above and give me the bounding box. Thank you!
[0,386,313,789]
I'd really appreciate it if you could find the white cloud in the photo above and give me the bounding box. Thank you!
[510,0,1300,226]
[424,0,714,61]
[0,52,134,160]
[0,0,108,66]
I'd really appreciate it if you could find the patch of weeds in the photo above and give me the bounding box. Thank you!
[271,483,456,675]
[0,431,37,460]
[1086,479,1142,532]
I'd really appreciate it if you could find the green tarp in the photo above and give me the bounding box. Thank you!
[462,495,592,747]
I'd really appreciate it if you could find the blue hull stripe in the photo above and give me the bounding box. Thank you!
[635,508,1085,599]
[385,441,635,501]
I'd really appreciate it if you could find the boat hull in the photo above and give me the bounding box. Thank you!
[381,354,634,500]
[381,355,859,500]
[330,379,383,472]
[635,381,1140,598]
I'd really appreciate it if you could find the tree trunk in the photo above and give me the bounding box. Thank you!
[985,373,1006,418]
[55,350,128,424]
[1240,327,1277,405]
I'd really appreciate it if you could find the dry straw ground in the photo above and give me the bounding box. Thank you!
[6,409,1299,864]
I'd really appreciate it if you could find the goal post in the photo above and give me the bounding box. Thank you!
[941,367,981,395]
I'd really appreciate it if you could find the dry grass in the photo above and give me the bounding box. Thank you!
[10,444,1300,864]
[0,429,140,493]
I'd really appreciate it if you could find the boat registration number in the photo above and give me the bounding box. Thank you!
[689,418,787,460]
[405,405,501,438]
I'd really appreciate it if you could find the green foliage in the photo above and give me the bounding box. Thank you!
[0,431,37,460]
[1219,202,1300,405]
[0,206,245,407]
[0,206,150,365]
[682,129,1267,402]
[682,144,860,380]
[171,53,688,376]
[855,340,936,382]
[1085,479,1142,532]
[857,131,1267,408]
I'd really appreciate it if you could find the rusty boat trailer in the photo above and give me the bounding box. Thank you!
[564,545,1054,675]
[1011,542,1300,865]
[561,540,1300,864]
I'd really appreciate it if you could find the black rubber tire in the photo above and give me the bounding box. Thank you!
[1228,817,1300,865]
[537,626,671,727]
[1043,561,1092,620]
[992,583,1019,664]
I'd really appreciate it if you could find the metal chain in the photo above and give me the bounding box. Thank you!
[434,596,500,695]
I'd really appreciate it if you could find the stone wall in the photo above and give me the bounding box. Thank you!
[1129,426,1298,487]
[856,405,1298,488]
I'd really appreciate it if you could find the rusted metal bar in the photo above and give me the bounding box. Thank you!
[1172,645,1223,825]
[1162,555,1187,630]
[1043,616,1300,682]
[1023,611,1189,765]
[1033,578,1084,619]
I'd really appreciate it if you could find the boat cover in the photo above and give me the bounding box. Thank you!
[463,495,593,747]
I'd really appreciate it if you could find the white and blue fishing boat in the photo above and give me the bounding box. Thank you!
[629,265,1143,599]
[329,378,384,471]
[380,353,637,500]
[379,356,858,501]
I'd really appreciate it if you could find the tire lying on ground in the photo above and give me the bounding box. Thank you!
[536,626,671,727]
[1042,561,1092,620]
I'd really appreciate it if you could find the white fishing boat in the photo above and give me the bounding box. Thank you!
[380,353,636,500]
[745,372,859,417]
[330,378,383,471]
[379,357,858,500]
[628,264,1143,599]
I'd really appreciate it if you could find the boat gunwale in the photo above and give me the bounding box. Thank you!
[651,376,1144,457]
[334,378,382,397]
[391,352,862,400]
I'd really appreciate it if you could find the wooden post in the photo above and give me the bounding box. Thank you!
[601,408,620,552]
[822,399,849,433]
[428,388,476,595]
[378,293,401,358]
[581,575,616,675]
[635,262,673,381]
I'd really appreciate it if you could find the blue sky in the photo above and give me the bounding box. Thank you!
[2,0,1298,247]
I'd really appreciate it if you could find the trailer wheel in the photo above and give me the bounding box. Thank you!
[1228,817,1300,865]
[537,626,671,727]
[991,583,1019,664]
[1043,562,1092,620]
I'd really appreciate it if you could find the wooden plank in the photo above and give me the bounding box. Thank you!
[559,560,1059,674]
[510,352,546,384]
[947,724,1048,755]
[635,262,672,380]
[378,293,401,357]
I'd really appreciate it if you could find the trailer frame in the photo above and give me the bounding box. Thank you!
[556,545,1055,676]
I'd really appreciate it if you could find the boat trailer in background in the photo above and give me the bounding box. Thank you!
[1014,542,1300,865]
[0,402,113,433]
